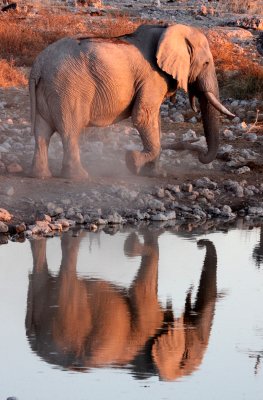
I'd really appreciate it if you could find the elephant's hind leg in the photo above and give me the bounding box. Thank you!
[60,132,89,180]
[31,113,53,178]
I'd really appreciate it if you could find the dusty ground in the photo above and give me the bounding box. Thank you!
[0,0,263,233]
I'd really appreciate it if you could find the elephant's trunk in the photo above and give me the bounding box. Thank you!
[197,92,220,164]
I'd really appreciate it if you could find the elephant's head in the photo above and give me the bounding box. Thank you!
[156,24,234,164]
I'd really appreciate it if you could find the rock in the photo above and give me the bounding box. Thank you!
[232,116,241,124]
[156,187,165,198]
[107,212,124,224]
[147,198,165,211]
[188,117,197,124]
[221,205,235,218]
[74,213,85,224]
[0,221,8,233]
[16,223,26,234]
[248,207,263,216]
[199,188,215,201]
[95,218,107,225]
[36,213,52,223]
[49,223,63,231]
[236,166,251,175]
[182,129,197,141]
[218,144,234,157]
[151,213,168,221]
[181,183,193,193]
[224,180,244,197]
[223,129,235,140]
[0,208,12,222]
[194,177,217,190]
[166,184,180,194]
[242,132,257,142]
[6,163,23,173]
[231,100,239,108]
[0,161,6,173]
[54,219,68,228]
[171,112,184,123]
[0,185,14,196]
[165,211,176,220]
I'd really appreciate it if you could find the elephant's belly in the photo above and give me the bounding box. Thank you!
[89,107,132,127]
[88,88,134,127]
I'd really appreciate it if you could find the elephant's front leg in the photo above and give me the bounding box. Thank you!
[126,101,161,176]
[61,133,89,180]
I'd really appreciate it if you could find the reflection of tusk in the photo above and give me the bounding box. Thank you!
[189,92,198,113]
[205,92,235,118]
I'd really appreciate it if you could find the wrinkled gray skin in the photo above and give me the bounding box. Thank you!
[30,24,229,179]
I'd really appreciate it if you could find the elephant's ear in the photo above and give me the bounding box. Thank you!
[156,25,191,92]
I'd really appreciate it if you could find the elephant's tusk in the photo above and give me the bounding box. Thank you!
[189,92,198,113]
[204,92,235,118]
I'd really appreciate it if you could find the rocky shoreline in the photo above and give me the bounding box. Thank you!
[1,0,263,243]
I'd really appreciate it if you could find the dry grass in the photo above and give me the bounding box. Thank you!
[208,32,263,99]
[0,9,262,97]
[217,0,263,14]
[0,59,27,87]
[0,11,139,66]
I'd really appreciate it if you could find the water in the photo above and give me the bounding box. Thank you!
[0,225,263,400]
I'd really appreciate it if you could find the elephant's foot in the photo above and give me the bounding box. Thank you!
[31,163,52,179]
[126,150,164,177]
[138,162,167,178]
[61,165,89,181]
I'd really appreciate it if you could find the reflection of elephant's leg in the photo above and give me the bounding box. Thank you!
[126,93,161,175]
[55,232,91,353]
[30,238,49,278]
[128,232,162,336]
[26,238,49,334]
[59,232,84,275]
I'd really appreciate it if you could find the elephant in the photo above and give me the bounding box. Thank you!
[25,229,218,380]
[29,23,234,179]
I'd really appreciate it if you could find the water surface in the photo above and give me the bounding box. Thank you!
[0,225,263,400]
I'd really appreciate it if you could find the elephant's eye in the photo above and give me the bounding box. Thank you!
[204,61,209,67]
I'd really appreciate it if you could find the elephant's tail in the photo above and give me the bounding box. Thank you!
[29,78,36,136]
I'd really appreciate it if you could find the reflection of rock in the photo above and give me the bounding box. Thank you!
[257,32,263,56]
[253,227,263,267]
[26,230,218,380]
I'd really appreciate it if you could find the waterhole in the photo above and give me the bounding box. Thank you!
[0,225,262,400]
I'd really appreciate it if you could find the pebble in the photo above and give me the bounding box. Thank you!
[223,129,235,140]
[181,183,193,193]
[171,112,184,123]
[221,205,235,218]
[0,208,12,222]
[182,129,197,141]
[248,207,263,216]
[147,198,165,211]
[194,177,217,190]
[6,163,23,173]
[236,166,251,174]
[107,212,124,224]
[242,132,258,142]
[224,180,244,197]
[0,221,8,233]
[16,223,26,233]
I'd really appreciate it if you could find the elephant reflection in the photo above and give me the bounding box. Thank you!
[26,230,218,381]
